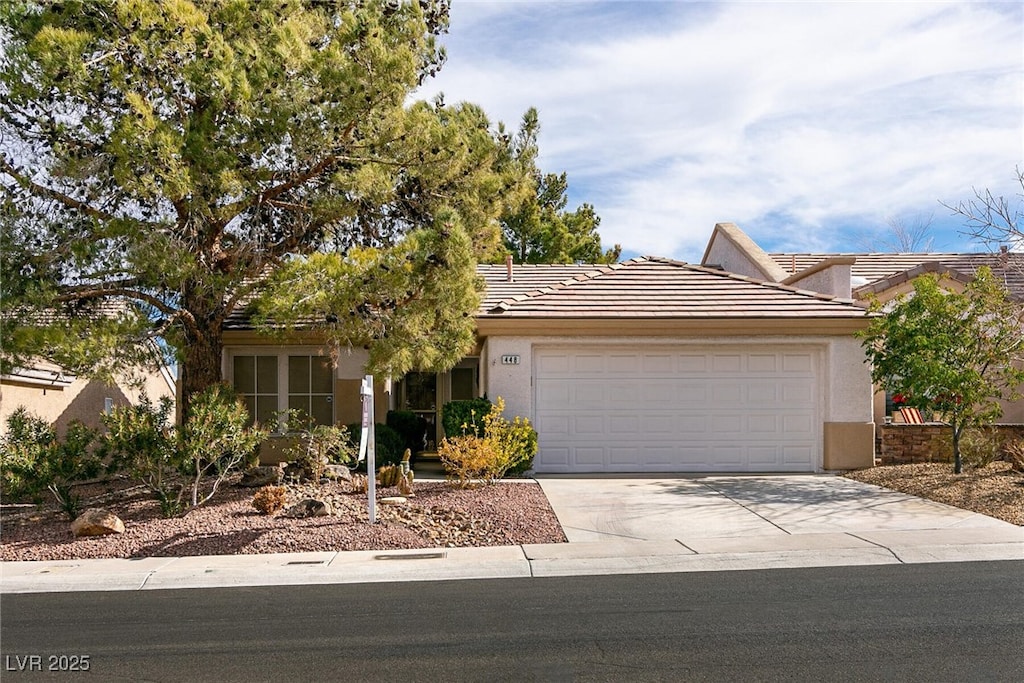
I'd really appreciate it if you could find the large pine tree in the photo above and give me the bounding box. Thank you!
[1,1,521,417]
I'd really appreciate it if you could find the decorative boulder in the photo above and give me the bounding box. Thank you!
[71,508,125,537]
[239,465,285,488]
[287,498,332,518]
[324,464,352,482]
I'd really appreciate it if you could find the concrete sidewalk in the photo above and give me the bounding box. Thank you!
[2,474,1022,593]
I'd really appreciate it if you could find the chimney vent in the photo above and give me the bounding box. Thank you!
[505,254,514,282]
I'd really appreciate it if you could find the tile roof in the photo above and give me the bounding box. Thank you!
[476,263,601,311]
[769,252,1024,299]
[480,257,868,319]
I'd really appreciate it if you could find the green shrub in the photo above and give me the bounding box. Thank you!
[278,411,355,481]
[0,408,102,519]
[441,397,492,438]
[102,387,267,517]
[345,422,405,469]
[386,410,430,454]
[101,394,181,515]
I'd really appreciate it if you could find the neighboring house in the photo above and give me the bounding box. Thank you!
[702,221,1024,425]
[223,255,876,473]
[0,359,177,436]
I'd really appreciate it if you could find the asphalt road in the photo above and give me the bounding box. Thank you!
[2,561,1022,682]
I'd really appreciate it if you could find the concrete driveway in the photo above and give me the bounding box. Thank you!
[536,474,1016,543]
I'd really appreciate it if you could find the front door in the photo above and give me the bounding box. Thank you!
[403,372,438,451]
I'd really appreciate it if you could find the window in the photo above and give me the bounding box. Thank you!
[233,355,279,427]
[288,355,334,427]
[231,353,334,429]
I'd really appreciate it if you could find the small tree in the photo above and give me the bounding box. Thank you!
[859,268,1024,473]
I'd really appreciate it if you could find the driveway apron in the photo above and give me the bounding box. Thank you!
[535,474,1015,543]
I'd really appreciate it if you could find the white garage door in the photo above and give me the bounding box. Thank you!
[534,347,820,473]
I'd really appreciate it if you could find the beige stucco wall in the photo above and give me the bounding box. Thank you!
[785,263,853,299]
[1,367,175,437]
[703,234,777,281]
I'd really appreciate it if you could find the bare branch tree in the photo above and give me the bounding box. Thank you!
[943,168,1024,254]
[856,213,936,252]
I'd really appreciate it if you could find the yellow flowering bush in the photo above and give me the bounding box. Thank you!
[438,397,538,486]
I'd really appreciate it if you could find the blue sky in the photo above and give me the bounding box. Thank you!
[416,1,1024,262]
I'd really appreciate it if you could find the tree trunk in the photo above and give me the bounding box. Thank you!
[952,421,963,475]
[178,289,227,424]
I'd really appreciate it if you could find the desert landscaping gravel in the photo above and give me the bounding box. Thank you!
[843,461,1024,526]
[4,462,1021,563]
[0,476,567,562]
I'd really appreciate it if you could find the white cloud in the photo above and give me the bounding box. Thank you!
[420,1,1023,260]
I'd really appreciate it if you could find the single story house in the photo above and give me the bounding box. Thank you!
[702,222,1024,425]
[223,253,877,473]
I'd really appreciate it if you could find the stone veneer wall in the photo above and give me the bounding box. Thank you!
[878,424,1024,465]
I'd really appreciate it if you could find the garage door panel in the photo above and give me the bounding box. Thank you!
[748,354,778,372]
[644,415,677,433]
[783,414,813,435]
[574,447,604,466]
[748,414,779,433]
[677,355,708,372]
[536,415,569,436]
[574,416,605,435]
[609,447,638,465]
[677,415,707,433]
[608,354,641,373]
[573,354,606,374]
[712,354,743,373]
[783,354,814,373]
[747,383,779,404]
[711,414,742,434]
[609,416,639,434]
[646,383,677,403]
[783,446,814,466]
[543,447,570,467]
[571,384,606,408]
[711,384,743,403]
[534,347,820,473]
[537,352,571,374]
[748,446,781,467]
[643,354,675,373]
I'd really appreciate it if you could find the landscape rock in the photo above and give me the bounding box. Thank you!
[324,464,353,482]
[70,508,125,537]
[239,465,284,488]
[286,498,332,518]
[380,496,407,506]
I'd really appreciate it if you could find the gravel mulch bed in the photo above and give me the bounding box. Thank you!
[843,461,1024,526]
[0,475,568,562]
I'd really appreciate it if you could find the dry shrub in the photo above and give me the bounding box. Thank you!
[438,397,538,487]
[438,434,502,488]
[252,485,287,515]
[349,474,368,493]
[960,428,1005,470]
[1005,439,1024,472]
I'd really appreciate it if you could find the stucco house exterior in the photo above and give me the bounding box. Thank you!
[222,252,877,473]
[702,221,1024,426]
[0,359,176,436]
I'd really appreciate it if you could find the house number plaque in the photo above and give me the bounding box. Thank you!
[501,355,521,365]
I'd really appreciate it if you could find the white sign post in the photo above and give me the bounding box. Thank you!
[359,375,376,524]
